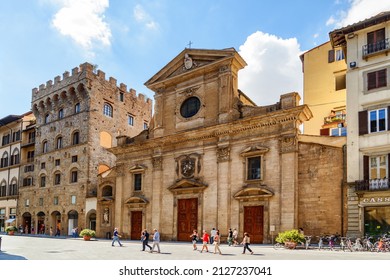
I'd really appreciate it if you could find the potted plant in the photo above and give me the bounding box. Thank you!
[275,229,305,249]
[79,229,96,241]
[5,226,18,235]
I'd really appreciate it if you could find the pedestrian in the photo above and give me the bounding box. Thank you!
[111,227,123,247]
[232,228,238,246]
[241,232,254,254]
[200,230,210,253]
[141,229,152,251]
[190,229,199,250]
[227,228,233,246]
[151,229,161,253]
[210,227,216,244]
[213,230,222,255]
[49,226,53,236]
[55,226,60,237]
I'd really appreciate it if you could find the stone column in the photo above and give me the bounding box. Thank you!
[216,144,231,234]
[151,154,163,232]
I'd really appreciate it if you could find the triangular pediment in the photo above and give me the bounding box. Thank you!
[145,48,246,91]
[168,178,208,194]
[233,186,274,200]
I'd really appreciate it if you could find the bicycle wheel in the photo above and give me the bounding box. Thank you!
[273,243,282,250]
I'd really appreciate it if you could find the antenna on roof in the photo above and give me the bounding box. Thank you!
[187,41,193,49]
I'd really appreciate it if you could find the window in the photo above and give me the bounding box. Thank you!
[71,155,78,163]
[103,103,113,118]
[180,96,201,118]
[9,179,17,196]
[23,177,33,186]
[367,69,387,90]
[335,74,346,91]
[144,122,148,130]
[25,199,30,207]
[119,92,124,102]
[247,156,261,180]
[10,149,20,165]
[55,159,60,166]
[370,155,387,179]
[58,108,64,119]
[331,127,347,136]
[9,208,16,215]
[71,195,76,205]
[44,114,49,124]
[2,133,10,145]
[0,182,6,197]
[56,137,63,149]
[40,175,46,187]
[28,131,35,144]
[72,131,80,145]
[369,108,387,133]
[42,141,48,153]
[74,103,81,114]
[128,115,134,126]
[54,173,61,185]
[41,162,46,169]
[27,151,34,163]
[335,49,344,61]
[54,196,59,205]
[134,173,142,191]
[367,28,386,54]
[71,170,78,183]
[12,130,21,142]
[1,152,8,168]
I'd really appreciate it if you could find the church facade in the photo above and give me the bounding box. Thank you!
[97,48,346,243]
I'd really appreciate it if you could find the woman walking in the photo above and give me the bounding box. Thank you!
[213,230,222,255]
[241,232,254,254]
[190,229,199,251]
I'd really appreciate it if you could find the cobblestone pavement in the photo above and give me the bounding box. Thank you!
[1,234,390,260]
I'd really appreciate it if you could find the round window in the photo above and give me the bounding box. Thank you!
[180,96,201,118]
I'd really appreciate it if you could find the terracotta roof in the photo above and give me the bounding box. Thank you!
[329,11,390,47]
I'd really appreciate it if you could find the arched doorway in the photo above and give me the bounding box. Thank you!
[51,211,61,236]
[87,212,96,231]
[22,212,32,234]
[37,211,46,234]
[67,210,78,235]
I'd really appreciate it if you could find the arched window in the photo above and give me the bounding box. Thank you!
[9,178,18,196]
[0,181,6,197]
[1,152,9,168]
[10,148,20,165]
[54,172,61,185]
[103,103,113,118]
[23,176,33,186]
[56,136,63,149]
[42,141,48,153]
[72,131,80,145]
[44,114,50,124]
[40,175,46,187]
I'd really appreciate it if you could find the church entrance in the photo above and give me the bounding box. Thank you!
[244,206,264,244]
[130,211,143,240]
[177,198,198,241]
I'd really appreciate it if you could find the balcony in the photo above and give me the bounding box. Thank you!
[323,114,346,125]
[362,38,390,59]
[21,138,35,147]
[355,178,390,192]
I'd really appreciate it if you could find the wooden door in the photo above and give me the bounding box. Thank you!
[130,211,143,240]
[244,206,264,244]
[177,198,198,241]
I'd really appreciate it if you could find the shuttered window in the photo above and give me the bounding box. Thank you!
[367,69,387,90]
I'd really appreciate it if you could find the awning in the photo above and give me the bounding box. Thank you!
[5,218,15,223]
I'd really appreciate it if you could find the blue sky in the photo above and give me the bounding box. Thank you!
[1,0,390,117]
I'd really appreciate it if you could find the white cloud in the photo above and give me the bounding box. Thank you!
[133,4,159,31]
[238,31,303,106]
[328,0,390,28]
[51,0,111,52]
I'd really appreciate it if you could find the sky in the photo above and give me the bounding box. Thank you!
[1,0,390,117]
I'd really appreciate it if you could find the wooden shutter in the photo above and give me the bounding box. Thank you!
[359,110,368,135]
[363,155,369,181]
[328,50,335,63]
[320,128,330,135]
[378,69,387,88]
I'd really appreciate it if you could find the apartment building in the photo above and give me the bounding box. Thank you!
[330,11,390,237]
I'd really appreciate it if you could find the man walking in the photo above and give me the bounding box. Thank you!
[141,229,152,251]
[151,228,161,253]
[112,227,123,247]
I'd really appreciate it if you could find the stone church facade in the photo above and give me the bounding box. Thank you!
[97,48,346,243]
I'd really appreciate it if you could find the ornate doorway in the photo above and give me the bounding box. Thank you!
[244,206,264,244]
[177,198,198,241]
